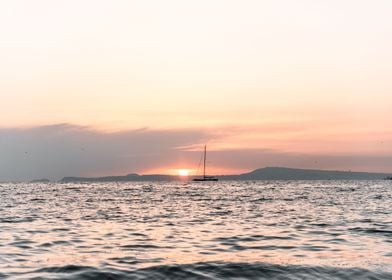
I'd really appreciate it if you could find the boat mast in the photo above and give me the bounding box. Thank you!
[203,145,207,179]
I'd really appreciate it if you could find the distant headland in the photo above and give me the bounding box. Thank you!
[60,167,392,182]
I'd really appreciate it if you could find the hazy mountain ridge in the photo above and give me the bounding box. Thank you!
[61,174,173,182]
[60,167,391,182]
[227,167,389,180]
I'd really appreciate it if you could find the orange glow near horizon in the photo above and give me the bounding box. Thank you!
[178,169,190,177]
[144,167,248,176]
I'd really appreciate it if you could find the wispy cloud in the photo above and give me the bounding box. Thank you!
[1,123,391,181]
[0,124,210,181]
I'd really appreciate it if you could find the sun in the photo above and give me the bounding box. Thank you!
[178,169,190,177]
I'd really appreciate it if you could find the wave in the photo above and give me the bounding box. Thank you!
[7,262,392,280]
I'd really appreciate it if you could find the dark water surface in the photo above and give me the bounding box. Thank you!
[1,181,391,279]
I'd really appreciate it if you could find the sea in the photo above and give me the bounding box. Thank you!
[0,180,391,279]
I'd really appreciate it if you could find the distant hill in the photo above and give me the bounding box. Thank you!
[61,173,173,183]
[60,167,391,182]
[224,167,390,180]
[30,178,51,183]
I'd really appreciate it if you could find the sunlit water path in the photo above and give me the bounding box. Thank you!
[1,181,391,279]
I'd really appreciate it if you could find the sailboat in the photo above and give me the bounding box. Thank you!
[193,145,219,182]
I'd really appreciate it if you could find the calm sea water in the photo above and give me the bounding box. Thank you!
[1,181,391,279]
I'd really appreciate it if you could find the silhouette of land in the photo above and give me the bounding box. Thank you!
[60,167,391,182]
[30,178,51,183]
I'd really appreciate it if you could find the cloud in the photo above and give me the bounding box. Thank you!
[0,123,391,181]
[208,149,392,174]
[0,124,210,181]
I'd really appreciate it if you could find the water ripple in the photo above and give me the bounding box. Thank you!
[0,180,391,279]
[12,262,392,280]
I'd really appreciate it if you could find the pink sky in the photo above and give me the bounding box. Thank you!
[0,1,391,179]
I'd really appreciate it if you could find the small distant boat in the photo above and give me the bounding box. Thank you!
[193,145,218,182]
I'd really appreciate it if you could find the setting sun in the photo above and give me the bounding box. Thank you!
[178,169,190,177]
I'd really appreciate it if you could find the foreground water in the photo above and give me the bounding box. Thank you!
[0,180,391,279]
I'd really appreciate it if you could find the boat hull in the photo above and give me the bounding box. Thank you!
[192,178,219,182]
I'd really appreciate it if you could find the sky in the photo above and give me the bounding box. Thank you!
[1,0,392,180]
